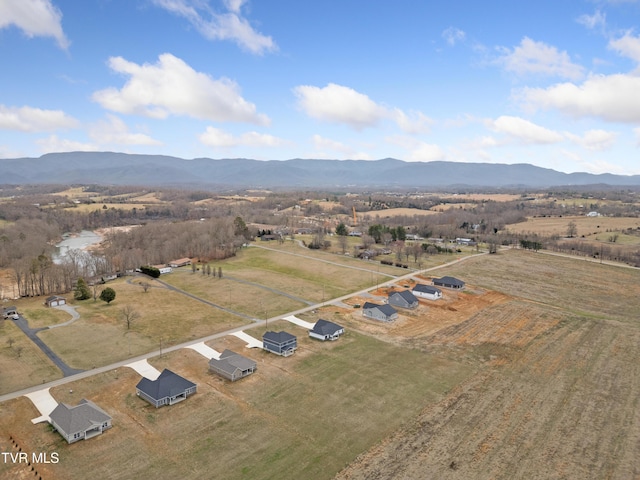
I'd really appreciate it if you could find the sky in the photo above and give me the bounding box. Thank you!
[1,0,640,175]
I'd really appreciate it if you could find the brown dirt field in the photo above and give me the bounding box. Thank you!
[334,317,640,480]
[360,207,439,218]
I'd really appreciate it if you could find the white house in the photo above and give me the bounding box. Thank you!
[412,284,442,300]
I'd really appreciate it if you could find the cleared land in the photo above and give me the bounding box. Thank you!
[505,215,640,238]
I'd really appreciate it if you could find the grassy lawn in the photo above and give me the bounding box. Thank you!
[0,320,61,394]
[1,327,473,480]
[38,278,249,369]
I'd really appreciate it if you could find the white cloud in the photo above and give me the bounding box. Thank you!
[151,0,275,55]
[310,134,372,159]
[89,115,162,146]
[294,83,432,133]
[0,0,69,49]
[199,126,288,148]
[490,116,564,144]
[442,27,465,46]
[518,73,640,122]
[294,83,386,129]
[93,53,269,125]
[36,135,97,153]
[576,10,606,30]
[496,37,584,80]
[0,104,78,132]
[565,129,617,151]
[634,127,640,145]
[608,31,640,63]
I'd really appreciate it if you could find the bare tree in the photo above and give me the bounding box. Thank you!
[566,221,577,238]
[140,281,151,293]
[120,305,140,330]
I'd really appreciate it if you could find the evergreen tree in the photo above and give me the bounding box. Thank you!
[99,287,116,304]
[74,278,91,300]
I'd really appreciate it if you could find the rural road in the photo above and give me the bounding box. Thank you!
[0,251,483,404]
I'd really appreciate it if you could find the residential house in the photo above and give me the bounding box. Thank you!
[262,331,297,356]
[433,276,465,289]
[45,295,66,307]
[49,399,112,444]
[362,302,398,322]
[135,369,197,408]
[412,284,442,300]
[309,319,345,341]
[388,290,419,309]
[209,350,257,381]
[168,258,191,268]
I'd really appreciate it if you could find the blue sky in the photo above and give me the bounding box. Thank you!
[2,0,640,174]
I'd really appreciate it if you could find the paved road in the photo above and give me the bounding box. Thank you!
[11,316,85,377]
[0,252,485,404]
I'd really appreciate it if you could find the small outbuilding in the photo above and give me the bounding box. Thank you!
[49,399,112,444]
[262,331,297,356]
[209,350,257,381]
[135,369,197,408]
[362,302,398,322]
[388,290,419,309]
[309,319,345,341]
[432,276,465,290]
[45,295,67,307]
[412,284,443,300]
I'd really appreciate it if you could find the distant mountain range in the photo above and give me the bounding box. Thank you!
[1,152,639,189]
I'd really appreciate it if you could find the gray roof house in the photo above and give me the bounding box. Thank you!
[136,369,197,408]
[49,399,112,444]
[388,290,419,309]
[412,284,443,300]
[433,276,465,289]
[309,319,345,341]
[362,302,398,322]
[209,349,257,381]
[263,331,297,356]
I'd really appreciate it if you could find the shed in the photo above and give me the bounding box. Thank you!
[262,331,297,356]
[209,350,257,381]
[45,296,67,307]
[362,302,398,322]
[388,290,419,309]
[49,399,112,444]
[135,369,197,408]
[412,284,443,300]
[432,276,465,289]
[309,319,344,341]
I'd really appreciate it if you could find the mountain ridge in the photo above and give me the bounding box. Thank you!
[0,152,638,188]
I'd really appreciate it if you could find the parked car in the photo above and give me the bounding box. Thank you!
[12,313,19,320]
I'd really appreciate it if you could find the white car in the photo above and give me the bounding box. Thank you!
[12,313,19,320]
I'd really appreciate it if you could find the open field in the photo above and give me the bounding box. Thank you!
[0,327,473,480]
[0,320,61,394]
[37,278,248,369]
[360,207,439,218]
[504,215,640,238]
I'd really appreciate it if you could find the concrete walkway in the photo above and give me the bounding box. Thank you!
[125,359,161,380]
[283,315,315,330]
[47,304,81,329]
[186,342,221,360]
[24,388,58,424]
[231,331,263,349]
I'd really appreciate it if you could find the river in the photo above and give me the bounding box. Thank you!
[53,230,103,263]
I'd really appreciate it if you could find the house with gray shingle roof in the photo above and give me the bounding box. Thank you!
[49,399,112,444]
[412,284,442,300]
[135,369,197,408]
[309,319,344,341]
[388,290,419,309]
[433,276,465,289]
[362,302,398,322]
[263,331,297,356]
[209,350,257,381]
